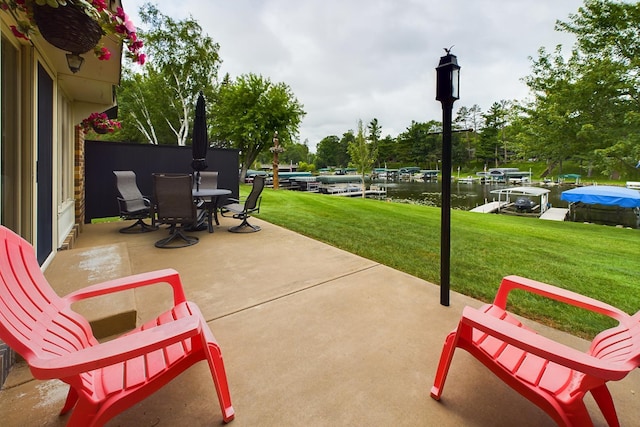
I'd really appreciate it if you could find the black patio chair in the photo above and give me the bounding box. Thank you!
[113,171,158,233]
[193,171,218,192]
[220,175,265,232]
[152,173,201,248]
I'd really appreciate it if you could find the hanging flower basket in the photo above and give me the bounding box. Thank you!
[33,3,103,54]
[81,112,121,134]
[0,0,146,65]
[92,125,109,134]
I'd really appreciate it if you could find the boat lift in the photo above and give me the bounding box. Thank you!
[471,186,552,216]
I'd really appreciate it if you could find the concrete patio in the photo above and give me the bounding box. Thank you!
[0,218,638,426]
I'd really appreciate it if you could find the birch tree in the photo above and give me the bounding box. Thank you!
[114,3,221,145]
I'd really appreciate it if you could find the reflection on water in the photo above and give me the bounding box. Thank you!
[376,180,570,210]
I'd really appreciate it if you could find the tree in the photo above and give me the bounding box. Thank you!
[519,46,580,174]
[377,135,397,164]
[518,0,640,177]
[338,131,356,168]
[114,3,221,145]
[396,121,439,167]
[367,118,382,167]
[554,0,640,176]
[455,104,483,162]
[211,73,305,182]
[479,101,511,167]
[348,120,377,197]
[315,135,340,168]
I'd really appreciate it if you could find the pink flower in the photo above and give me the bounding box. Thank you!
[3,0,145,67]
[91,0,107,12]
[136,53,146,65]
[97,47,111,61]
[10,25,28,40]
[123,14,136,33]
[115,7,126,20]
[81,112,121,133]
[128,40,143,52]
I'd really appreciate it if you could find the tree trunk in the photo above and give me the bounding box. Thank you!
[540,159,559,177]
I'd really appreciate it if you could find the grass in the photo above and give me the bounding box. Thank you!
[251,186,639,339]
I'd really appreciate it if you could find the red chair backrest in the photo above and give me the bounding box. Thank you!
[0,226,95,364]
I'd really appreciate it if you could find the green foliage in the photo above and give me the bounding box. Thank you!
[516,0,640,177]
[210,73,305,181]
[347,120,376,197]
[315,134,350,168]
[297,161,316,173]
[367,118,382,166]
[114,3,221,145]
[377,134,397,164]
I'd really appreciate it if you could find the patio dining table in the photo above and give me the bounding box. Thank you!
[192,188,231,233]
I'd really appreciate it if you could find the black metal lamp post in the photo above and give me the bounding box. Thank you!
[435,49,460,306]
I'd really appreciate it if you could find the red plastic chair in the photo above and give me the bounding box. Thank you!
[431,275,640,427]
[0,226,234,426]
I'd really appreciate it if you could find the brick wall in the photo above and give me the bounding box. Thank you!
[59,126,85,251]
[0,342,16,388]
[74,126,85,232]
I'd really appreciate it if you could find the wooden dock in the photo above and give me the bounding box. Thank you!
[470,201,508,213]
[539,207,569,221]
[331,189,387,197]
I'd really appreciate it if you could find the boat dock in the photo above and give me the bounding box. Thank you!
[470,201,508,213]
[332,190,387,197]
[331,185,387,198]
[539,207,569,221]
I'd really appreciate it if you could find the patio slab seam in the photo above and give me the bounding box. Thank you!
[202,263,383,323]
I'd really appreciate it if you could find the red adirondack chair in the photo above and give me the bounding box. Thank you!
[431,275,640,427]
[0,226,234,426]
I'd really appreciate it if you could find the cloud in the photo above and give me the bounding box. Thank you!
[123,0,583,151]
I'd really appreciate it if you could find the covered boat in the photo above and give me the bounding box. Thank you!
[561,185,640,208]
[561,185,640,228]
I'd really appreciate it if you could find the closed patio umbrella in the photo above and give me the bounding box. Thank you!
[191,91,208,190]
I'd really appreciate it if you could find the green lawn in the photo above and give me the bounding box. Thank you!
[253,186,639,338]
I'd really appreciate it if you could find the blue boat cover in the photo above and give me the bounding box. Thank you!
[561,185,640,208]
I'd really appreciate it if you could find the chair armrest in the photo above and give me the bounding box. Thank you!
[460,306,632,381]
[116,197,153,211]
[29,315,201,379]
[494,275,629,322]
[63,268,187,306]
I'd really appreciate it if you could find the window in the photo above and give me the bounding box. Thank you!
[57,94,74,205]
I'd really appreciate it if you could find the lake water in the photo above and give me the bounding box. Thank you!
[375,180,570,210]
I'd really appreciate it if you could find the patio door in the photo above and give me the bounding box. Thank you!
[1,36,20,231]
[36,63,53,265]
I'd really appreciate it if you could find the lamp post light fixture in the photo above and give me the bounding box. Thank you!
[269,131,284,189]
[435,48,460,307]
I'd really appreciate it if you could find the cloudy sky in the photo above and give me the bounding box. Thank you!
[123,0,584,151]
